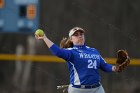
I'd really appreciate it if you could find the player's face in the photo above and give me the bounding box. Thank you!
[71,31,85,45]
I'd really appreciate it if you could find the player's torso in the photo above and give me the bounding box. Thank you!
[72,47,100,69]
[67,46,101,85]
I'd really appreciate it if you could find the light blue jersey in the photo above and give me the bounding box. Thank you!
[50,44,113,85]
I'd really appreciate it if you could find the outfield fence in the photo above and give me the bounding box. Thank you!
[0,54,139,65]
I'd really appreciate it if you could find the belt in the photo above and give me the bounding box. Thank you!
[72,83,101,89]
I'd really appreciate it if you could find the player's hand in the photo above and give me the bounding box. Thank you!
[35,34,46,40]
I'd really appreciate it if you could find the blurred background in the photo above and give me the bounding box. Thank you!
[0,0,140,93]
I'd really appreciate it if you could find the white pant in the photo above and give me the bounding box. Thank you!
[68,85,105,93]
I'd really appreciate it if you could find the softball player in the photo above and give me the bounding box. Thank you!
[35,27,117,93]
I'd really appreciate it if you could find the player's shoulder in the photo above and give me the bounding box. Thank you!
[86,46,96,50]
[86,46,100,52]
[64,47,77,50]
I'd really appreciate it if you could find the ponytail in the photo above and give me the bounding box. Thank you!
[60,37,73,48]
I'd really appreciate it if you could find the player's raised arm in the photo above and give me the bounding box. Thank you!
[35,29,54,48]
[34,29,73,61]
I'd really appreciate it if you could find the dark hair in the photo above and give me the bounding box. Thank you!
[60,37,73,48]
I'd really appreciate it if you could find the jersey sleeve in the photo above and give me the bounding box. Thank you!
[49,44,73,61]
[99,56,113,72]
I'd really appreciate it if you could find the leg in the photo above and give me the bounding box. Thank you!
[94,85,105,93]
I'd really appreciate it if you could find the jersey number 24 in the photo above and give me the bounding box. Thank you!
[87,59,97,69]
